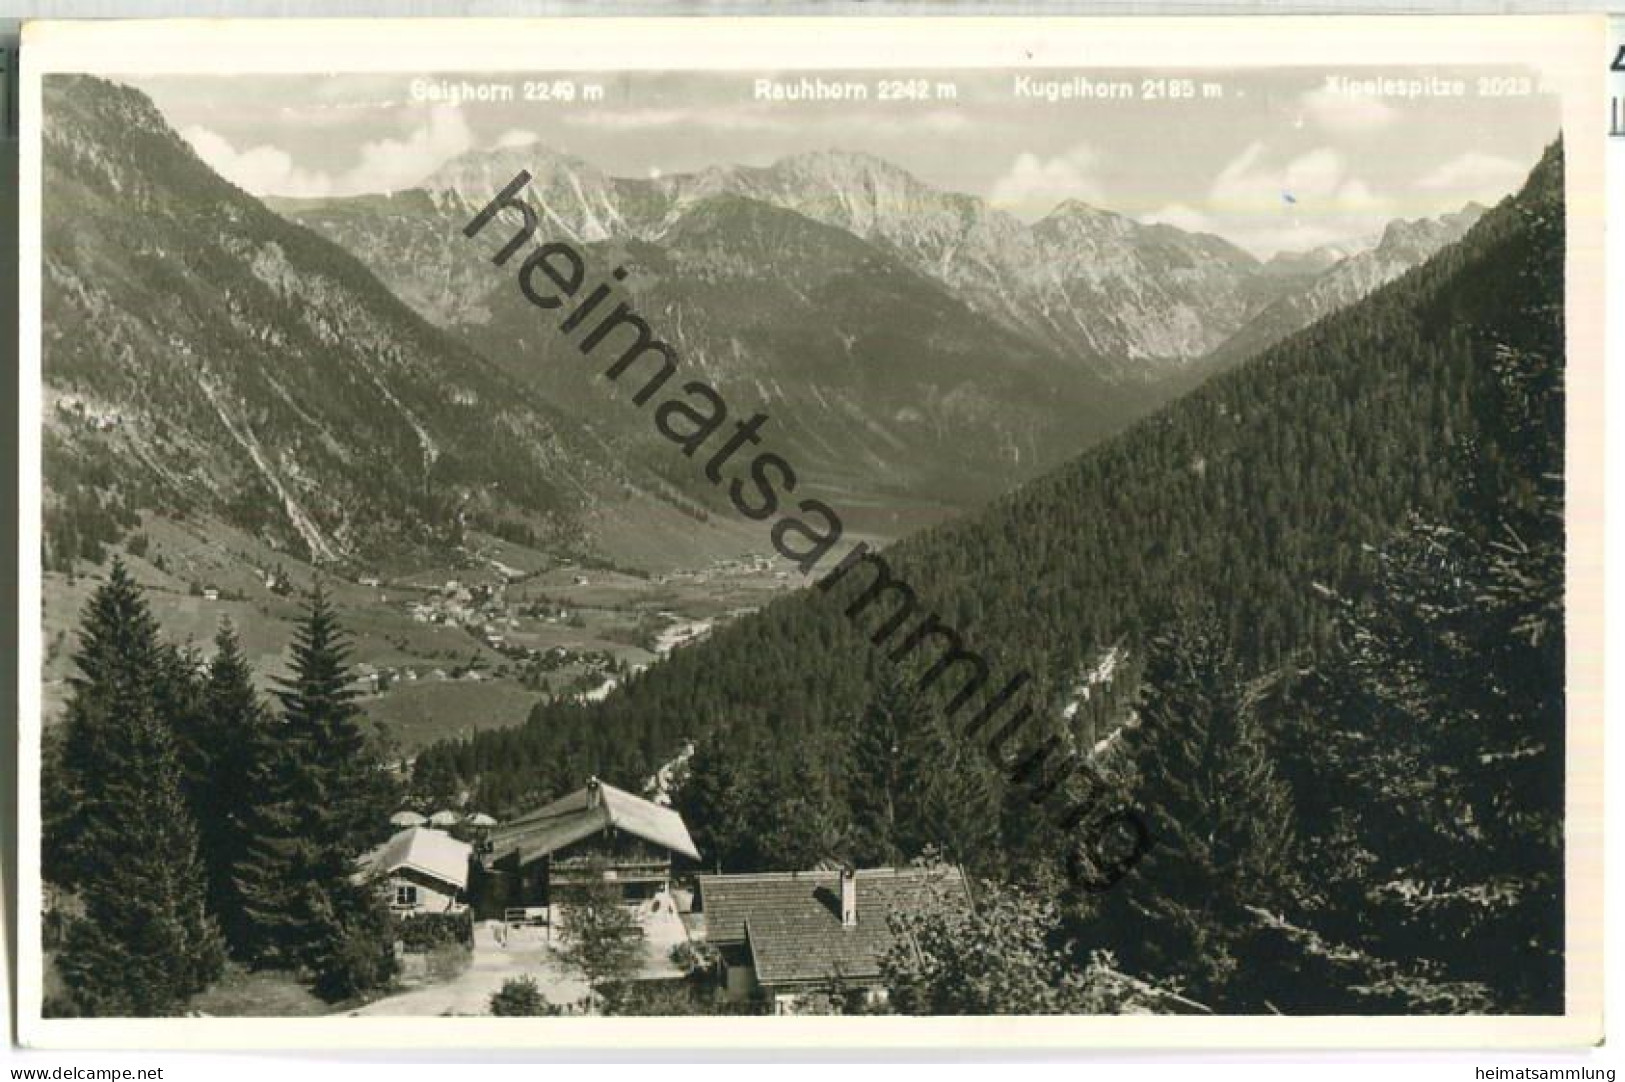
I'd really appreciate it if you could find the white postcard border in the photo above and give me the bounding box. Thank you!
[14,13,1608,1050]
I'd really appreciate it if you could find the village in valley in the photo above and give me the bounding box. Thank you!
[39,511,805,751]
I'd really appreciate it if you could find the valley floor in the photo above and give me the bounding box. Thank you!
[42,513,822,754]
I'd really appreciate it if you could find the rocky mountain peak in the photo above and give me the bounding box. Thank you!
[1375,204,1485,262]
[1042,198,1116,221]
[423,143,601,200]
[766,148,928,191]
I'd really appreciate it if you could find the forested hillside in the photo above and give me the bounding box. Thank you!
[420,138,1560,797]
[416,142,1564,1012]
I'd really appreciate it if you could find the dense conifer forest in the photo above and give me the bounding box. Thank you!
[43,574,403,1015]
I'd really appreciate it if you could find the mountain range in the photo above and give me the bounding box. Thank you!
[418,134,1562,857]
[273,141,1481,538]
[43,73,1487,574]
[283,143,1482,375]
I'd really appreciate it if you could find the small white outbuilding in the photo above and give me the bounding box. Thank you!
[357,827,473,916]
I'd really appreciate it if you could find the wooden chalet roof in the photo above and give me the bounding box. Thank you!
[357,827,473,891]
[696,866,972,987]
[486,779,701,865]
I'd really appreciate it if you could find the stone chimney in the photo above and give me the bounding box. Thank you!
[586,776,602,809]
[840,867,858,928]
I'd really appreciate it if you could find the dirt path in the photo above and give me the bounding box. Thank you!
[348,922,588,1017]
[350,904,692,1018]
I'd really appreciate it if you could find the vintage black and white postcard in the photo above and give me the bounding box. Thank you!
[13,15,1606,1049]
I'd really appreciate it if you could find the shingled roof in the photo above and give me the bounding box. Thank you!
[486,778,701,864]
[697,866,972,988]
[357,827,472,890]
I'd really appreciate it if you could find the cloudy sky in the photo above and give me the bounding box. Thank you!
[124,67,1558,259]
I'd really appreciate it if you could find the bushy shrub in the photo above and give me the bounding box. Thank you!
[313,903,400,1002]
[425,943,470,984]
[489,975,559,1016]
[398,910,473,953]
[605,981,704,1016]
[668,939,719,976]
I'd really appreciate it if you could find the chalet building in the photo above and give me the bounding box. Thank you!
[472,777,700,921]
[695,865,972,1013]
[357,826,474,916]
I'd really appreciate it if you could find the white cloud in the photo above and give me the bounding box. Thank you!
[1140,203,1216,234]
[1203,142,1393,257]
[1279,148,1347,197]
[182,104,473,198]
[347,105,474,194]
[496,129,541,149]
[1415,152,1527,201]
[1211,143,1389,214]
[275,100,402,130]
[182,126,322,197]
[561,103,966,139]
[988,144,1106,221]
[563,105,786,133]
[1299,85,1398,134]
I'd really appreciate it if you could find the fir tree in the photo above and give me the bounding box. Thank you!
[882,875,1141,1015]
[232,586,398,995]
[675,726,847,872]
[1273,194,1565,1012]
[1282,510,1563,1012]
[172,621,274,956]
[273,585,394,858]
[753,747,847,870]
[672,732,757,872]
[845,674,922,865]
[45,557,164,889]
[309,875,401,1002]
[1097,618,1296,1008]
[557,871,644,1012]
[48,560,224,1015]
[846,673,999,868]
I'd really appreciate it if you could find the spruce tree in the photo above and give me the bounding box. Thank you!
[230,735,315,968]
[48,560,225,1015]
[673,733,756,871]
[45,558,164,889]
[232,586,398,995]
[845,674,922,865]
[1098,618,1296,1007]
[847,672,999,869]
[274,585,394,858]
[172,621,274,956]
[1275,235,1566,1013]
[1283,511,1563,1012]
